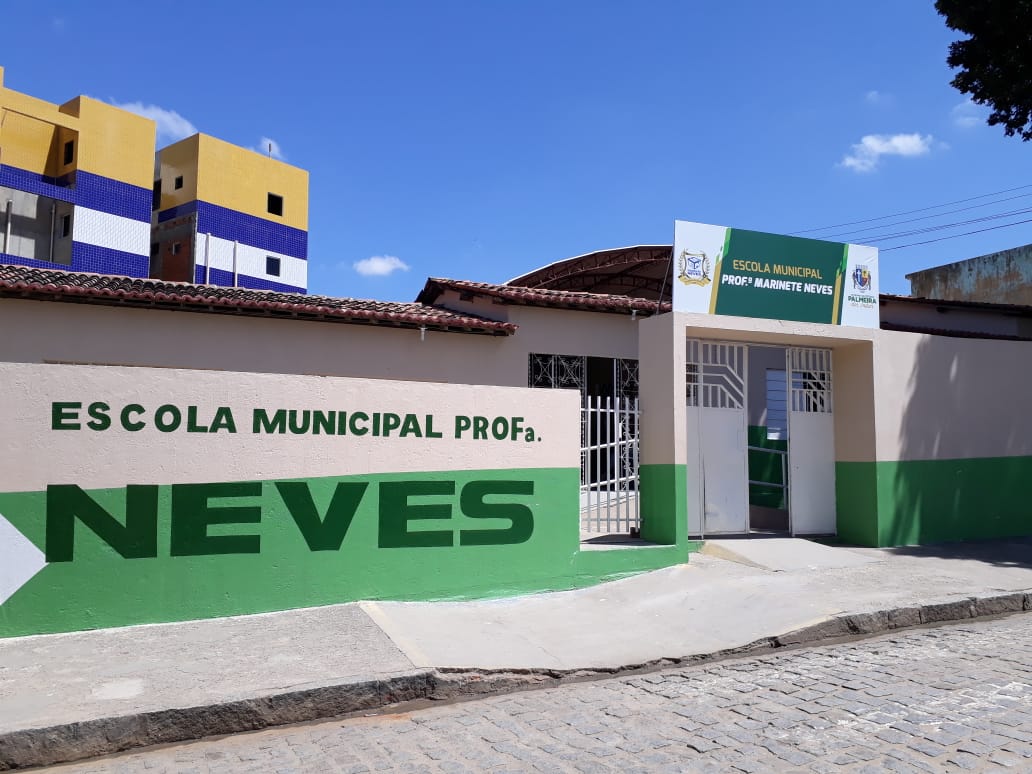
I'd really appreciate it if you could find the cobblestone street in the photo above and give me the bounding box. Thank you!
[51,614,1032,773]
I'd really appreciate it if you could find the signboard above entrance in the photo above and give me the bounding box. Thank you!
[672,221,879,328]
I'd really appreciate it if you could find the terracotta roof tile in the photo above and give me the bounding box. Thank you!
[0,265,516,335]
[418,277,672,314]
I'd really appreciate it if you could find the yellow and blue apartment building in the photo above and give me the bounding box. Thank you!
[0,66,309,294]
[0,66,154,277]
[153,134,308,293]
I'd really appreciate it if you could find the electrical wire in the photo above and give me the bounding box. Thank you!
[880,216,1032,252]
[841,206,1032,244]
[789,183,1032,235]
[815,192,1032,242]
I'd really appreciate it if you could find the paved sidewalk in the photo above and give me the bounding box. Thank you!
[1,538,1031,769]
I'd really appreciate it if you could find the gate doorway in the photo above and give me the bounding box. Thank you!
[686,340,836,537]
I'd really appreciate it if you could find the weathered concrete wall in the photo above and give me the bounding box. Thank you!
[879,297,1024,338]
[907,244,1032,304]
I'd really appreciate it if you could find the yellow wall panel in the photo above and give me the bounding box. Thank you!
[0,112,56,174]
[155,135,200,211]
[195,134,308,231]
[70,98,155,189]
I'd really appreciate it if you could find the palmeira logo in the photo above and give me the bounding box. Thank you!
[852,264,872,292]
[677,249,711,286]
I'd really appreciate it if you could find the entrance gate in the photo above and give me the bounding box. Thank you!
[686,340,749,535]
[687,341,837,537]
[786,347,836,534]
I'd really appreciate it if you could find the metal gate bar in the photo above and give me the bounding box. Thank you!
[580,395,640,535]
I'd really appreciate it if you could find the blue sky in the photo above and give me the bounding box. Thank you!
[4,1,1030,299]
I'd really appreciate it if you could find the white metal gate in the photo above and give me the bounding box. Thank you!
[580,396,640,534]
[786,347,837,535]
[686,340,750,535]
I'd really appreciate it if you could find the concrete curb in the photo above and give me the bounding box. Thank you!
[0,672,437,771]
[2,591,1030,770]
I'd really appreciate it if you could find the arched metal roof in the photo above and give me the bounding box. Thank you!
[506,245,674,302]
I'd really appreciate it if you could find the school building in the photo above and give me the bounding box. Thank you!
[1,67,1029,640]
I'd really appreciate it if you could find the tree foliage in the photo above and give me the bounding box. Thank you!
[935,0,1032,141]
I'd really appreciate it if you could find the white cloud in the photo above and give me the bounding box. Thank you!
[109,101,197,146]
[253,136,285,160]
[840,132,934,173]
[353,255,410,277]
[865,90,887,105]
[951,98,982,129]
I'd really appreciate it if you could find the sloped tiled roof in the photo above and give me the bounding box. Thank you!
[418,277,672,315]
[0,266,516,335]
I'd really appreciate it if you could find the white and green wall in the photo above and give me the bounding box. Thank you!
[639,312,1032,549]
[0,363,688,638]
[836,330,1032,546]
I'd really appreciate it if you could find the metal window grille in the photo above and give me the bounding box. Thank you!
[617,357,640,400]
[580,395,640,535]
[789,348,833,414]
[528,353,586,391]
[685,340,746,409]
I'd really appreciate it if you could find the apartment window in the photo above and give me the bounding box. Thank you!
[63,140,74,166]
[174,176,184,190]
[171,242,182,255]
[266,256,281,276]
[60,214,71,238]
[152,180,161,211]
[150,242,159,258]
[267,193,283,216]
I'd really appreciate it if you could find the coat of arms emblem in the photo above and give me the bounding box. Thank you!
[677,250,711,287]
[852,265,872,292]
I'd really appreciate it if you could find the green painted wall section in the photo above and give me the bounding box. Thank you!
[835,462,880,547]
[0,466,692,638]
[638,464,687,545]
[836,457,1032,547]
[748,426,786,509]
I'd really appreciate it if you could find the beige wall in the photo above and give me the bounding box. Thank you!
[0,296,641,389]
[0,298,514,385]
[434,289,641,360]
[0,363,578,491]
[637,313,687,466]
[873,329,1032,462]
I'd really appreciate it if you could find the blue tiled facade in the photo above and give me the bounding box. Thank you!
[0,165,150,223]
[76,171,151,222]
[0,165,76,204]
[159,201,307,260]
[0,244,149,278]
[198,265,305,294]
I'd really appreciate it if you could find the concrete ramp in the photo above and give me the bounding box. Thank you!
[701,538,882,572]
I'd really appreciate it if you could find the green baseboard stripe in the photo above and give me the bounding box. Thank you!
[835,461,881,547]
[837,457,1032,547]
[638,464,687,545]
[573,544,692,582]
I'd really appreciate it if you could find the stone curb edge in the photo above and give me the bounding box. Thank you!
[2,591,1029,770]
